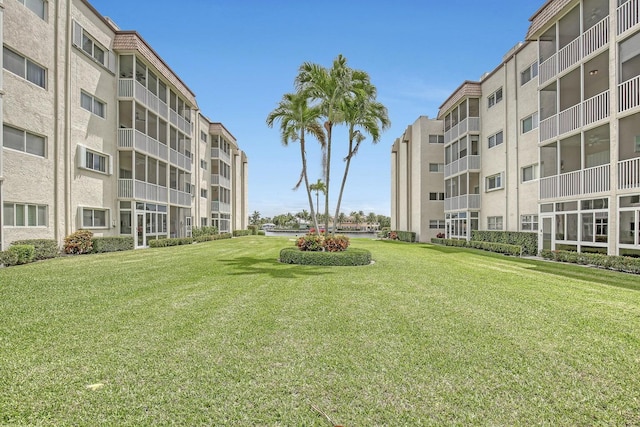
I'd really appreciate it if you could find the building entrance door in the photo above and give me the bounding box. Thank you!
[136,213,145,248]
[542,216,553,251]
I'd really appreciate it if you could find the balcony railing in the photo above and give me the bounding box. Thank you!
[618,75,640,113]
[211,174,231,188]
[169,148,192,172]
[443,117,480,144]
[618,0,640,35]
[538,16,609,86]
[170,189,192,207]
[444,194,481,212]
[118,78,169,121]
[619,157,640,190]
[211,201,231,213]
[444,155,481,178]
[118,128,170,162]
[118,179,169,203]
[539,90,610,143]
[539,164,610,199]
[169,108,192,135]
[211,147,232,163]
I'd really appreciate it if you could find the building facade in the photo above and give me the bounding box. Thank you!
[0,0,248,250]
[392,0,640,256]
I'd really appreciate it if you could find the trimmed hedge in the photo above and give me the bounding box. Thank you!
[472,230,537,255]
[392,230,416,243]
[12,239,59,260]
[148,237,194,248]
[248,225,258,235]
[431,238,522,256]
[540,249,640,274]
[257,230,266,236]
[191,226,219,238]
[279,247,372,266]
[194,233,232,243]
[232,229,252,237]
[91,237,134,253]
[7,245,35,265]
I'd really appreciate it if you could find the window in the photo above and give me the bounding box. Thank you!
[429,135,444,144]
[201,217,208,227]
[487,88,503,108]
[429,219,445,229]
[200,188,208,198]
[3,47,46,88]
[80,91,106,118]
[486,173,503,191]
[521,61,539,85]
[521,112,538,133]
[200,131,208,142]
[488,216,503,230]
[521,164,538,182]
[78,146,110,174]
[429,192,445,201]
[521,215,538,231]
[16,0,46,19]
[72,21,115,72]
[82,208,108,228]
[200,159,208,170]
[3,124,46,157]
[488,131,504,148]
[3,203,47,227]
[429,163,444,173]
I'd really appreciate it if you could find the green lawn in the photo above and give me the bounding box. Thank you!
[1,237,640,426]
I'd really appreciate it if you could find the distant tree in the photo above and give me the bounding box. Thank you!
[351,211,363,230]
[249,211,261,225]
[366,212,377,228]
[309,179,326,217]
[338,212,347,230]
[377,215,391,229]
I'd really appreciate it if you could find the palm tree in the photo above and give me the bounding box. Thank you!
[351,211,363,231]
[332,79,390,233]
[249,211,261,225]
[366,212,377,230]
[266,92,325,235]
[309,179,326,218]
[338,212,347,230]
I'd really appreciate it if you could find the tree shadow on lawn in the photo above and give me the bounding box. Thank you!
[215,256,334,280]
[421,244,640,292]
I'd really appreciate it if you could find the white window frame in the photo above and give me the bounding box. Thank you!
[80,91,106,118]
[521,112,539,133]
[77,145,112,175]
[521,214,538,231]
[486,173,503,191]
[3,202,48,227]
[488,216,504,230]
[429,135,444,144]
[200,159,208,170]
[521,164,538,183]
[72,21,116,73]
[429,163,444,173]
[16,0,46,20]
[429,219,445,229]
[200,131,208,142]
[488,131,504,148]
[80,207,109,229]
[3,46,47,89]
[487,88,503,108]
[2,123,46,157]
[200,188,208,198]
[429,192,445,201]
[521,61,539,85]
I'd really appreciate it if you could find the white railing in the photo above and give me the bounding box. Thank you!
[539,55,557,85]
[444,194,481,211]
[211,148,231,163]
[118,179,168,202]
[158,101,168,120]
[169,148,192,172]
[618,0,640,35]
[468,117,480,132]
[582,17,609,58]
[170,189,192,206]
[619,157,640,189]
[583,90,609,125]
[118,128,133,148]
[444,155,480,178]
[118,179,133,198]
[132,130,169,161]
[539,164,611,199]
[443,117,480,144]
[211,174,231,188]
[539,115,558,142]
[558,103,581,135]
[211,201,231,213]
[618,75,640,113]
[118,79,134,97]
[558,36,581,73]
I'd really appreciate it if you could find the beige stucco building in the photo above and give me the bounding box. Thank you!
[0,0,248,250]
[392,0,640,256]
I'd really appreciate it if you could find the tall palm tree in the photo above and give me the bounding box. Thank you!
[366,212,377,230]
[338,212,347,230]
[266,92,325,235]
[332,81,390,233]
[309,179,326,217]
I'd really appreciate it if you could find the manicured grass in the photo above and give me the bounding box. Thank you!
[1,237,640,425]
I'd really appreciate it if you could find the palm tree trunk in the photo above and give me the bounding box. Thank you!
[300,136,321,235]
[324,122,332,235]
[333,137,354,234]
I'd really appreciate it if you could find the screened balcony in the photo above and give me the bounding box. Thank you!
[618,112,640,189]
[619,31,640,113]
[617,0,640,35]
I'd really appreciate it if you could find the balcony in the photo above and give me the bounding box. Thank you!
[211,201,231,213]
[170,189,192,207]
[211,174,231,188]
[618,0,640,35]
[118,128,169,162]
[444,155,481,178]
[619,157,640,190]
[169,148,192,172]
[211,147,232,163]
[444,117,480,144]
[444,194,481,212]
[618,75,640,113]
[118,79,169,121]
[539,90,610,143]
[539,16,609,86]
[539,164,610,199]
[118,179,169,203]
[169,109,192,135]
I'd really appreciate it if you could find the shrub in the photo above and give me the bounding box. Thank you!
[0,250,19,267]
[63,230,94,255]
[436,232,445,238]
[194,233,233,243]
[296,234,325,251]
[248,225,258,235]
[393,230,416,243]
[148,237,193,248]
[377,227,391,239]
[540,249,640,274]
[472,230,537,255]
[2,245,35,266]
[279,247,371,266]
[232,229,252,237]
[389,231,398,240]
[257,230,266,236]
[323,235,350,252]
[431,238,523,256]
[191,226,218,238]
[12,239,59,260]
[91,237,134,253]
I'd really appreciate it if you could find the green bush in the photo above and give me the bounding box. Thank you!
[91,237,134,253]
[0,249,19,267]
[7,245,35,265]
[393,230,416,242]
[377,227,391,239]
[191,226,218,238]
[279,247,371,266]
[194,233,233,243]
[323,235,350,252]
[472,230,537,255]
[257,230,266,236]
[540,249,640,274]
[248,225,258,235]
[63,230,94,255]
[148,237,194,248]
[296,234,325,251]
[232,229,252,237]
[12,239,59,260]
[431,238,522,256]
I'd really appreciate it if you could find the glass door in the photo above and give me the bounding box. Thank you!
[136,213,145,248]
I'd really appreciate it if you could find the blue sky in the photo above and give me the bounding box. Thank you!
[89,0,539,218]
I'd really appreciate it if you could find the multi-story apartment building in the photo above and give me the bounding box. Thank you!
[392,0,640,256]
[390,116,444,242]
[0,0,248,250]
